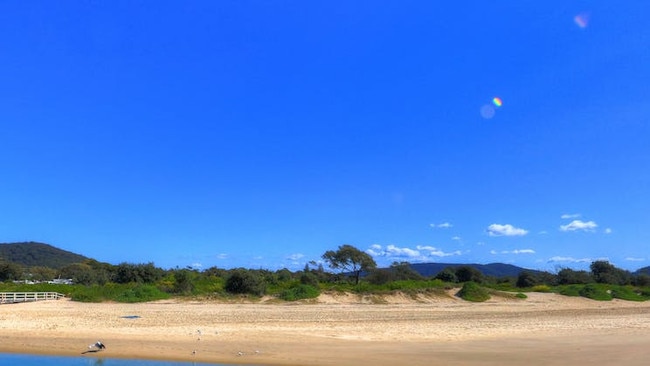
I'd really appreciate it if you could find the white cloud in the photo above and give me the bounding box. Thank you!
[604,228,613,234]
[215,253,228,260]
[416,245,462,257]
[430,222,453,229]
[509,249,536,254]
[491,249,536,255]
[451,236,462,241]
[560,220,598,232]
[625,257,645,262]
[287,253,305,261]
[547,256,594,264]
[367,244,462,260]
[385,245,420,258]
[486,223,528,237]
[561,213,581,219]
[190,262,203,269]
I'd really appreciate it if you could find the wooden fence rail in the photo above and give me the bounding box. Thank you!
[0,292,65,304]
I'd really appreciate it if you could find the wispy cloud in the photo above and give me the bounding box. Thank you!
[561,213,581,219]
[604,228,613,234]
[560,220,598,232]
[625,257,645,262]
[491,249,536,255]
[416,245,462,257]
[286,253,305,261]
[190,262,203,269]
[430,222,453,229]
[486,223,528,237]
[215,253,228,260]
[547,256,598,264]
[451,236,462,241]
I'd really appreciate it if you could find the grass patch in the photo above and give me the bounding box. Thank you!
[279,284,320,301]
[610,286,648,301]
[457,282,490,302]
[579,284,612,301]
[515,292,528,299]
[557,284,582,297]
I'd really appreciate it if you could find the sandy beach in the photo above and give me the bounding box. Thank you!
[1,291,649,365]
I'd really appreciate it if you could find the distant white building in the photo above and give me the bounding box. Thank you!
[47,278,74,285]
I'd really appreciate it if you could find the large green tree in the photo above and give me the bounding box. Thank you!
[322,244,376,285]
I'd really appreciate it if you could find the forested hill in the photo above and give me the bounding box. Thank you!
[408,262,535,278]
[636,266,650,276]
[0,242,88,269]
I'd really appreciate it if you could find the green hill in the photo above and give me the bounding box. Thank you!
[0,241,88,269]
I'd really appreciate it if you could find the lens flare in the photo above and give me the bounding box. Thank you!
[492,97,503,108]
[574,13,589,28]
[480,105,495,119]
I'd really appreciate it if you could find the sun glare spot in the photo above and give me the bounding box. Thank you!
[492,97,503,108]
[480,104,495,119]
[574,13,589,28]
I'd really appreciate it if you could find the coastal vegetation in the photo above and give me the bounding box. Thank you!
[1,243,650,303]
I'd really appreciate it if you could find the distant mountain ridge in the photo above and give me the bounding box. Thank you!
[0,242,89,269]
[406,262,536,278]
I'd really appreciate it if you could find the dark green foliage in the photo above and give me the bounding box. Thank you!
[633,274,650,287]
[114,262,164,284]
[172,269,196,294]
[434,267,458,283]
[515,293,528,299]
[455,266,484,283]
[0,242,88,269]
[579,284,613,301]
[557,268,592,285]
[590,261,631,285]
[224,269,266,296]
[322,244,377,285]
[0,261,23,281]
[516,271,538,288]
[457,281,490,302]
[59,263,97,285]
[279,284,320,301]
[299,272,319,287]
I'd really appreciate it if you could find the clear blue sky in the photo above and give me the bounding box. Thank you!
[2,1,649,271]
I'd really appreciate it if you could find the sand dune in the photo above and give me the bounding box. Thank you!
[1,292,649,365]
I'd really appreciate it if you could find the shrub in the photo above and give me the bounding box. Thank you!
[279,284,320,301]
[114,285,170,303]
[579,284,612,301]
[224,269,266,296]
[610,286,647,301]
[531,285,551,293]
[457,281,490,302]
[558,284,581,297]
[515,292,527,299]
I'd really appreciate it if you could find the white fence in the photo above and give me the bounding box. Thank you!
[0,292,65,304]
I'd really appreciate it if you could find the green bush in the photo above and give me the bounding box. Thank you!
[224,269,266,296]
[579,284,612,301]
[515,292,528,299]
[557,284,581,297]
[610,286,647,301]
[457,281,490,302]
[114,285,170,303]
[279,284,320,301]
[531,285,552,293]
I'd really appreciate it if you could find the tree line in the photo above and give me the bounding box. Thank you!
[1,245,649,298]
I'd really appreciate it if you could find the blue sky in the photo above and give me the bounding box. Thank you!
[1,1,649,272]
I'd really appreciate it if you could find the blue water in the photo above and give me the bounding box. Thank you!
[0,353,245,366]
